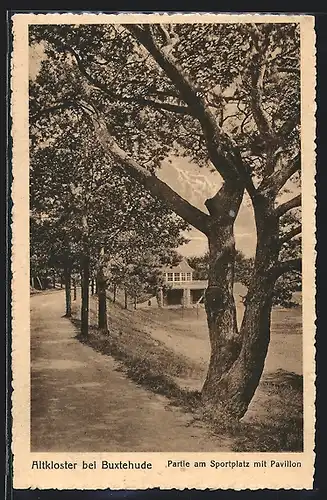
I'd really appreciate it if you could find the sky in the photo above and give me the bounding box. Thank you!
[157,158,256,257]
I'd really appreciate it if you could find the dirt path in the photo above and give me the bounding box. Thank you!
[31,291,231,452]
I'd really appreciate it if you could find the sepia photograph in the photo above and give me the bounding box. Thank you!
[11,13,316,490]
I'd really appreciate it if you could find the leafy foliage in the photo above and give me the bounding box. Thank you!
[29,21,303,418]
[30,23,300,181]
[30,111,188,288]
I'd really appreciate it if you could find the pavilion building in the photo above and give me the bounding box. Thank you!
[157,259,208,307]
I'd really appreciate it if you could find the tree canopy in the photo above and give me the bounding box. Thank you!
[29,21,302,419]
[30,109,188,294]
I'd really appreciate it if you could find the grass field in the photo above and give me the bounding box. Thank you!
[72,289,303,452]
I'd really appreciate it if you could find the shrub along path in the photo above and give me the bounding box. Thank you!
[31,291,231,452]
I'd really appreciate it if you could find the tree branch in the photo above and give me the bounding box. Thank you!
[124,23,251,187]
[58,42,192,116]
[205,181,244,221]
[249,62,276,143]
[279,225,301,245]
[32,95,209,232]
[30,100,79,122]
[82,105,210,234]
[243,25,277,145]
[276,194,301,217]
[133,97,190,115]
[274,258,302,278]
[276,111,299,144]
[258,152,300,196]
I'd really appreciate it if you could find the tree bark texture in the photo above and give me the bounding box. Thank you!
[63,265,72,317]
[97,267,108,332]
[202,222,241,400]
[206,203,281,419]
[73,279,77,301]
[80,255,90,337]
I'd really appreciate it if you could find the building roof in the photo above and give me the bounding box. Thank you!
[162,258,194,274]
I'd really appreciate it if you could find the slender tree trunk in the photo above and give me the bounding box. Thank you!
[80,255,90,337]
[52,273,56,289]
[134,296,137,310]
[36,276,43,290]
[73,278,77,301]
[63,265,72,317]
[124,289,128,309]
[156,289,163,308]
[97,267,108,332]
[91,278,95,295]
[113,284,116,303]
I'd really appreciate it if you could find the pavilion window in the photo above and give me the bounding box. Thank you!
[174,273,181,282]
[167,273,173,282]
[186,273,192,281]
[181,273,186,281]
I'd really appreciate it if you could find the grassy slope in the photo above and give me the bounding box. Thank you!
[72,293,303,452]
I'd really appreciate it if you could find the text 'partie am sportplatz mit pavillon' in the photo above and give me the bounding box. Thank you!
[31,459,302,471]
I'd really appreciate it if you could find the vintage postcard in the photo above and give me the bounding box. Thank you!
[11,12,316,490]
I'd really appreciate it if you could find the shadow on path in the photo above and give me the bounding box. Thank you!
[31,291,231,452]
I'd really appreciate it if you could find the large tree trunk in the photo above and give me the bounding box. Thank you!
[216,276,275,418]
[63,265,72,317]
[80,255,90,337]
[124,289,128,309]
[208,205,280,419]
[201,223,242,401]
[97,267,108,332]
